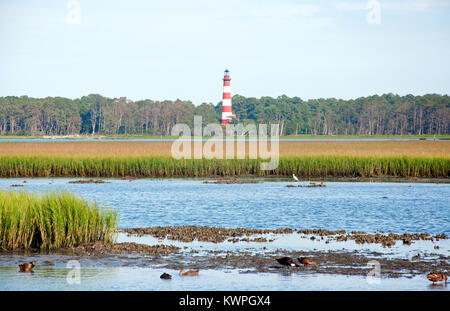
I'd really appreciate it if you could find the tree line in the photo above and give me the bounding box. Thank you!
[0,93,448,136]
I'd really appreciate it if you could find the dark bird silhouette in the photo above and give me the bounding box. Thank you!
[427,272,447,284]
[18,261,35,272]
[179,269,199,276]
[160,273,172,279]
[298,257,318,267]
[276,257,299,268]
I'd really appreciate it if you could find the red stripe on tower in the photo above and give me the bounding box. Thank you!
[221,69,232,125]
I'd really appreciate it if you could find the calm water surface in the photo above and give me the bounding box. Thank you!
[1,178,449,291]
[1,266,447,291]
[0,178,448,234]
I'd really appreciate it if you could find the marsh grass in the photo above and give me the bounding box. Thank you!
[0,190,118,250]
[1,141,449,157]
[0,155,447,178]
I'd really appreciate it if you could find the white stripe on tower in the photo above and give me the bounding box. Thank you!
[221,69,232,125]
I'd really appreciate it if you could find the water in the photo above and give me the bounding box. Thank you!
[1,267,447,291]
[1,178,449,290]
[0,178,448,234]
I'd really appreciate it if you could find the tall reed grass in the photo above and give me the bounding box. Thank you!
[0,156,447,178]
[1,141,449,157]
[0,190,118,250]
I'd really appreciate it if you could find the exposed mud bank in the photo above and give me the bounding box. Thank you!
[123,226,295,243]
[122,226,448,247]
[203,178,263,184]
[57,242,180,256]
[286,182,326,188]
[68,179,110,184]
[1,226,448,278]
[1,248,448,278]
[0,242,180,256]
[165,250,449,277]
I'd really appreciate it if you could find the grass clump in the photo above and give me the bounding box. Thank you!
[0,190,118,251]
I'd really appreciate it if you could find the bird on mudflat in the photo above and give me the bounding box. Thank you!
[179,269,199,276]
[18,261,35,273]
[293,174,299,182]
[276,257,299,268]
[298,257,318,267]
[427,272,447,284]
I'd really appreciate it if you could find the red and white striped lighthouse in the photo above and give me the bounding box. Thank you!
[221,69,233,125]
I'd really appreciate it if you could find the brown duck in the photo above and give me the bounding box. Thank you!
[276,257,299,268]
[179,269,199,276]
[160,272,172,279]
[298,257,318,267]
[18,261,35,272]
[427,273,447,284]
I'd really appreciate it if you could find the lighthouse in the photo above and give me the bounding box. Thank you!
[221,69,233,125]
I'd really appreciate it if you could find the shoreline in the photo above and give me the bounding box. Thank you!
[2,176,450,183]
[1,134,449,140]
[1,226,448,278]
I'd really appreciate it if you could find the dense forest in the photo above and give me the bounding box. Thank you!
[0,93,448,136]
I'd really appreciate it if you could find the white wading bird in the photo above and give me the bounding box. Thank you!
[293,174,299,182]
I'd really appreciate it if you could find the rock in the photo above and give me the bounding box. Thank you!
[68,179,110,184]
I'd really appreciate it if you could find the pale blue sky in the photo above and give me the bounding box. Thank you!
[1,0,449,105]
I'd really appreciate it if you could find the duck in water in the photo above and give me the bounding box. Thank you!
[179,269,199,276]
[160,273,172,279]
[427,272,447,284]
[18,261,35,273]
[298,257,318,267]
[276,257,299,268]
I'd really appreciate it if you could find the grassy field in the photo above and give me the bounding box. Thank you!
[0,141,449,157]
[0,190,118,250]
[0,141,448,178]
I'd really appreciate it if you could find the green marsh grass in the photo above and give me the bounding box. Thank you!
[0,190,118,250]
[0,155,447,178]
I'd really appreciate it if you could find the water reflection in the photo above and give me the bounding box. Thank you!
[428,283,448,290]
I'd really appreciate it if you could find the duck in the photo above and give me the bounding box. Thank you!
[276,257,299,268]
[298,257,318,267]
[426,272,447,284]
[18,261,35,272]
[179,269,199,276]
[160,272,172,279]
